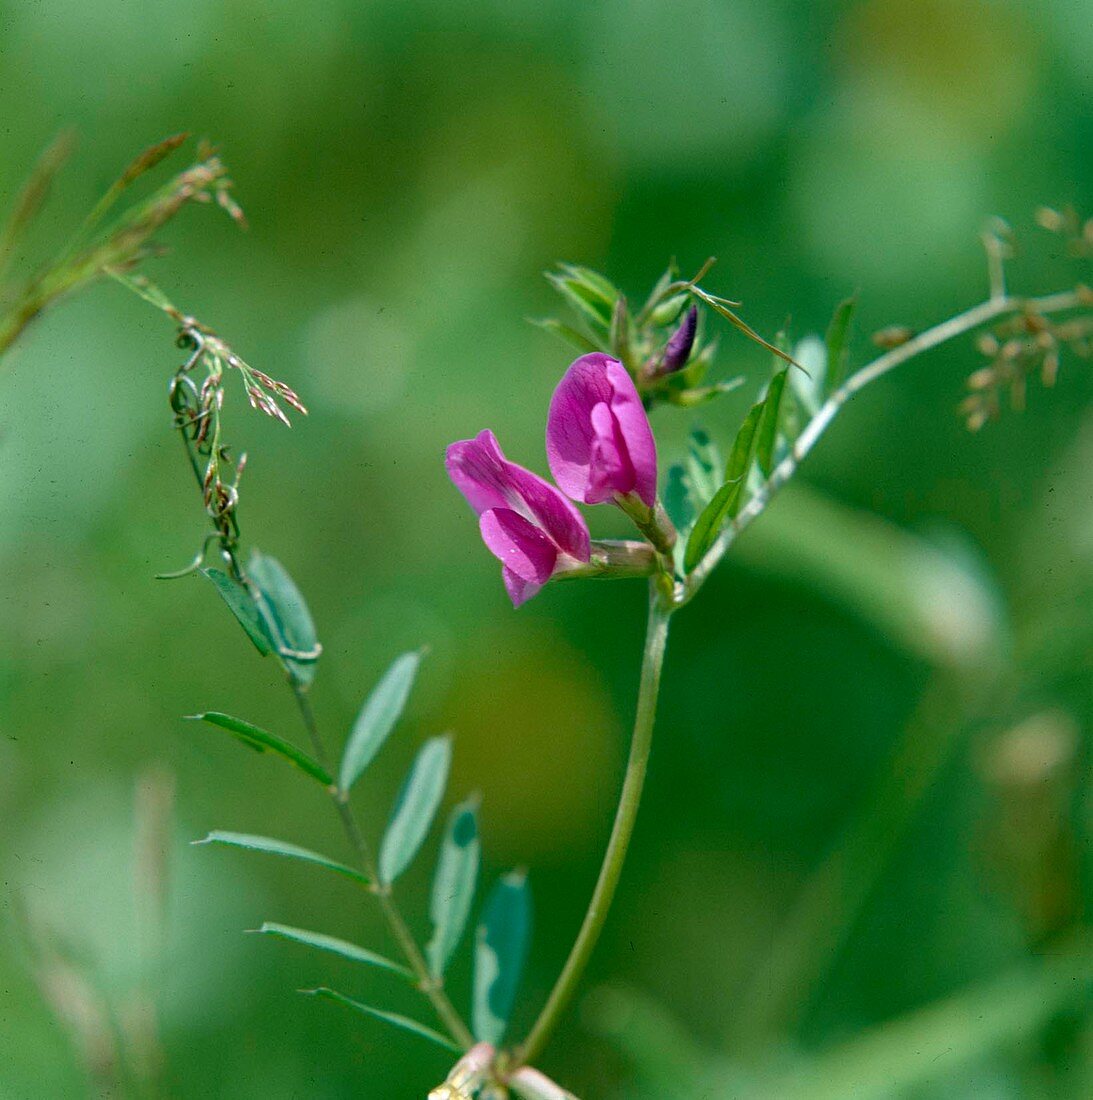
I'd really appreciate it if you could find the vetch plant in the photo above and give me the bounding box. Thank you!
[7,132,1090,1096]
[148,220,1091,1097]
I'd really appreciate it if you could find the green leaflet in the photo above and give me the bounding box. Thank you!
[201,568,272,656]
[302,988,459,1053]
[755,369,788,477]
[683,480,740,574]
[339,650,422,793]
[426,798,480,977]
[663,464,696,535]
[378,736,451,885]
[682,368,789,573]
[685,427,723,506]
[193,831,369,885]
[473,870,531,1046]
[789,335,827,418]
[530,316,602,354]
[824,294,857,391]
[252,922,412,980]
[248,550,321,688]
[189,712,332,786]
[683,401,761,572]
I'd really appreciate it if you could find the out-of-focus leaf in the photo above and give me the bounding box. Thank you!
[761,935,1093,1100]
[378,736,451,885]
[426,797,480,978]
[685,427,722,505]
[824,295,857,390]
[201,568,273,656]
[339,650,422,793]
[193,831,369,885]
[473,870,531,1046]
[755,369,788,477]
[790,335,827,417]
[530,316,602,354]
[301,988,459,1052]
[187,712,332,785]
[0,130,75,278]
[663,464,696,534]
[251,922,412,979]
[248,550,321,687]
[731,482,1007,671]
[585,985,732,1100]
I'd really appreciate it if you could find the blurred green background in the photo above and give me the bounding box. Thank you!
[1,0,1092,1096]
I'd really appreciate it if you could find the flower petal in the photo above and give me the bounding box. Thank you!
[446,430,590,562]
[604,359,657,506]
[547,353,657,506]
[479,508,558,584]
[502,566,542,607]
[445,430,517,516]
[586,402,633,503]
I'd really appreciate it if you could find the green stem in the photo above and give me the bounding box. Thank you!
[290,686,475,1050]
[516,589,672,1067]
[682,286,1088,604]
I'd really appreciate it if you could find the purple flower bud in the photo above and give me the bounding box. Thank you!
[659,304,698,374]
[446,430,591,606]
[546,353,657,508]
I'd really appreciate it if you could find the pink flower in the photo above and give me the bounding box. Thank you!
[446,430,591,606]
[546,353,657,508]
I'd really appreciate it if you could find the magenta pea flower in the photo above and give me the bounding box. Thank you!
[546,353,658,509]
[446,429,591,606]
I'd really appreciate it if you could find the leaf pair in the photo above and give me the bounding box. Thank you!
[683,368,787,572]
[677,294,858,575]
[201,549,321,688]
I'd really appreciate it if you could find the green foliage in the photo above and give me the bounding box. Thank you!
[251,922,412,980]
[200,568,273,656]
[426,798,481,978]
[754,369,788,477]
[339,650,422,793]
[824,295,857,391]
[473,871,531,1046]
[301,988,459,1053]
[248,550,322,688]
[188,712,332,785]
[684,398,763,571]
[378,736,452,885]
[193,831,370,885]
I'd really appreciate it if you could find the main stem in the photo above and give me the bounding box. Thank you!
[517,590,672,1067]
[290,685,474,1050]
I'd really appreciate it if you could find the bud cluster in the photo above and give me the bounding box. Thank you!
[961,295,1093,431]
[537,261,742,410]
[1036,205,1093,260]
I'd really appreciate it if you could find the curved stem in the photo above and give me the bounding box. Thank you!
[291,686,475,1050]
[516,590,672,1067]
[682,287,1087,603]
